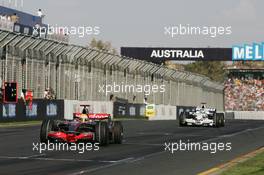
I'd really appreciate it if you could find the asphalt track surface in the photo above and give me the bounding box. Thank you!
[0,120,263,175]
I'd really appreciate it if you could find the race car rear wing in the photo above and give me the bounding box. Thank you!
[73,113,110,120]
[88,113,110,119]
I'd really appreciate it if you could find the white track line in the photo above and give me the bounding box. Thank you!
[123,142,163,146]
[69,158,135,175]
[0,155,128,163]
[0,153,45,159]
[69,125,264,175]
[219,125,264,138]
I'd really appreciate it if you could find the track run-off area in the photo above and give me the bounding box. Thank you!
[0,119,263,175]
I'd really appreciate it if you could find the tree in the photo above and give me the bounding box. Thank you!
[184,61,226,82]
[88,38,118,55]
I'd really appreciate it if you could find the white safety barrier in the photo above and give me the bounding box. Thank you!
[148,105,177,120]
[234,111,264,120]
[64,100,79,120]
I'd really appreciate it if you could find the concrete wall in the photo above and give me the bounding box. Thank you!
[148,105,177,120]
[234,111,264,120]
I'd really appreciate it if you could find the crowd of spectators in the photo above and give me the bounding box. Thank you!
[225,76,264,111]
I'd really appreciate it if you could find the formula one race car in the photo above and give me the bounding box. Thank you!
[40,105,123,145]
[179,104,225,127]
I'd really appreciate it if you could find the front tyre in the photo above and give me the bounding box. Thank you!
[179,112,187,127]
[214,113,224,128]
[95,122,109,146]
[40,119,56,143]
[218,113,225,127]
[112,121,123,144]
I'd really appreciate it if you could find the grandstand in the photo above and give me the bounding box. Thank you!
[225,67,264,111]
[0,29,224,110]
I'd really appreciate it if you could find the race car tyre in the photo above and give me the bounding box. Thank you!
[213,113,219,127]
[217,113,225,127]
[222,116,225,127]
[179,112,186,127]
[95,122,109,146]
[112,121,123,144]
[40,119,56,143]
[214,113,224,128]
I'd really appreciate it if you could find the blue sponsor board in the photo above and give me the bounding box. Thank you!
[129,106,136,116]
[26,103,38,118]
[232,42,264,61]
[0,99,64,122]
[46,103,57,116]
[3,104,16,118]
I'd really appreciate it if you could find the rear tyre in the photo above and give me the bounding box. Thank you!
[222,116,225,127]
[40,119,56,143]
[95,122,109,146]
[112,121,123,144]
[218,113,225,127]
[214,113,223,128]
[179,112,187,127]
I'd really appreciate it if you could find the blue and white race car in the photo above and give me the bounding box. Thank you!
[179,104,225,127]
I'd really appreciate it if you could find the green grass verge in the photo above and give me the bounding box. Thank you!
[221,150,264,175]
[0,120,41,127]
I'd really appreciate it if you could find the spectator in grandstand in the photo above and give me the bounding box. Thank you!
[0,14,11,22]
[110,94,114,101]
[225,76,264,111]
[144,97,148,104]
[21,89,26,103]
[133,95,136,102]
[37,9,45,19]
[0,14,7,21]
[10,13,19,23]
[43,88,49,99]
[49,88,56,99]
